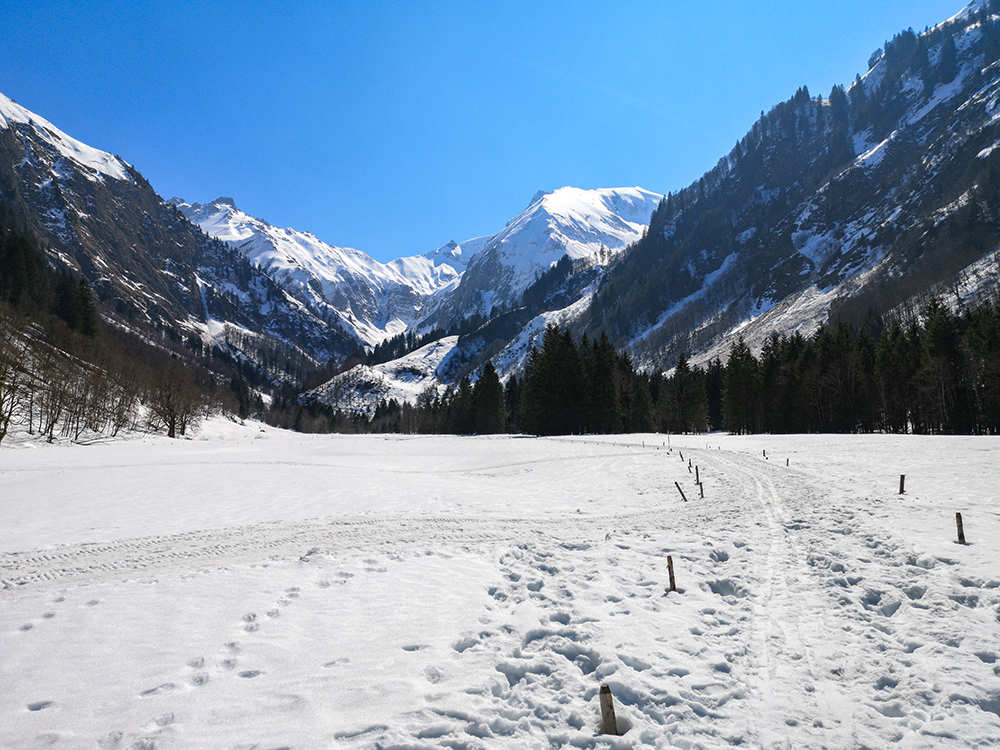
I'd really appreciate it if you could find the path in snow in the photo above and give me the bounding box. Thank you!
[1,427,998,749]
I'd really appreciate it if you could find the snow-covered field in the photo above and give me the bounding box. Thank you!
[2,422,999,749]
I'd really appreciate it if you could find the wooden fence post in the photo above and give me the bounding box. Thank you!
[956,512,967,545]
[600,684,619,735]
[699,482,704,499]
[899,475,905,495]
[667,555,676,592]
[695,466,699,484]
[674,481,688,502]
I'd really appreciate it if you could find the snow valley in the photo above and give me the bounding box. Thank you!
[2,423,998,748]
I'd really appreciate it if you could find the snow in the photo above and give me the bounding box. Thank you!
[0,92,132,183]
[307,336,461,415]
[859,136,891,170]
[691,285,838,367]
[2,424,999,748]
[909,73,969,127]
[629,253,738,349]
[466,187,662,308]
[172,198,479,347]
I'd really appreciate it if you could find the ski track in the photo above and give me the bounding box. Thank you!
[2,434,999,749]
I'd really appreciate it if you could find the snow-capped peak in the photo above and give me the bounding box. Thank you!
[0,92,131,183]
[456,186,662,311]
[171,197,480,346]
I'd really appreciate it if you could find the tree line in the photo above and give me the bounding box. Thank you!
[288,294,1000,437]
[724,297,1000,435]
[0,207,233,445]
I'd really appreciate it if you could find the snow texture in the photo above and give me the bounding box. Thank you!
[467,187,662,307]
[307,336,461,416]
[2,422,999,748]
[172,198,478,346]
[0,92,131,183]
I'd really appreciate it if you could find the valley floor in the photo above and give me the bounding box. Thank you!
[1,423,999,749]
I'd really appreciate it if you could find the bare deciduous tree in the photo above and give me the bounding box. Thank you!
[145,362,206,438]
[0,323,29,446]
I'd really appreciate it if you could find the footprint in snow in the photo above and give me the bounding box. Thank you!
[97,731,123,749]
[140,683,177,697]
[423,666,444,684]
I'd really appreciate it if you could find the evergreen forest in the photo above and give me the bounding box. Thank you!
[289,297,1000,437]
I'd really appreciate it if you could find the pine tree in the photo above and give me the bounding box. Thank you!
[470,361,506,434]
[584,333,621,433]
[78,278,99,337]
[938,33,958,85]
[662,353,708,433]
[722,338,759,434]
[520,325,587,435]
[53,271,83,332]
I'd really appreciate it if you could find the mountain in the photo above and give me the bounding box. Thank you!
[578,0,1000,368]
[304,0,1000,416]
[304,335,463,418]
[0,91,355,370]
[0,84,660,399]
[300,186,662,415]
[171,197,482,346]
[9,0,1000,423]
[417,186,661,330]
[174,186,659,350]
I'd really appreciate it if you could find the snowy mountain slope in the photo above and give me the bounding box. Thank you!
[0,92,131,183]
[304,335,462,417]
[419,187,661,329]
[582,2,1000,369]
[302,186,662,412]
[0,91,354,369]
[2,425,998,748]
[172,198,478,346]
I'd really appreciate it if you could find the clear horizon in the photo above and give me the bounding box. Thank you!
[0,0,967,263]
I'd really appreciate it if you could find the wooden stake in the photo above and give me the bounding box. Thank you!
[786,458,789,467]
[899,474,905,495]
[695,466,699,484]
[956,512,967,545]
[667,555,676,592]
[600,683,619,735]
[674,481,688,502]
[699,482,704,499]
[679,451,683,461]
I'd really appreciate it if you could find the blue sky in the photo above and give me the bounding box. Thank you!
[1,1,967,262]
